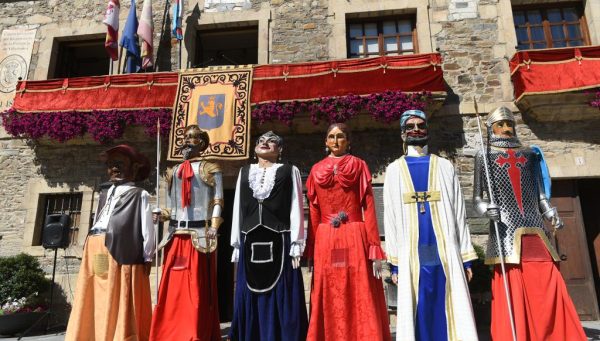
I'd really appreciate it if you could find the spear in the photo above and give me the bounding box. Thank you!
[154,118,161,300]
[473,98,517,341]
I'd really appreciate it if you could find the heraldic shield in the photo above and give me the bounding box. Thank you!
[243,224,285,293]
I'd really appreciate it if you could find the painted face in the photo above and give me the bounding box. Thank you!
[182,129,208,159]
[402,116,428,145]
[106,152,134,182]
[255,135,281,160]
[491,120,515,138]
[326,126,349,157]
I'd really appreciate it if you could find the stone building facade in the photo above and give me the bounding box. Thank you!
[2,0,600,322]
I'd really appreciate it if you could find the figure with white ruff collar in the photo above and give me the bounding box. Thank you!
[229,131,308,341]
[384,110,479,341]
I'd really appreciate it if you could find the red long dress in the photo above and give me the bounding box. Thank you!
[305,155,391,341]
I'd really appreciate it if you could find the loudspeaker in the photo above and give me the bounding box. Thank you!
[42,214,71,249]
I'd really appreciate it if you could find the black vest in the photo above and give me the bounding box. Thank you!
[239,164,293,233]
[97,187,146,265]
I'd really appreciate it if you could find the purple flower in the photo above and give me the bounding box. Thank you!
[0,108,173,143]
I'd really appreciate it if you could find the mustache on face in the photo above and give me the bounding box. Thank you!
[407,131,428,138]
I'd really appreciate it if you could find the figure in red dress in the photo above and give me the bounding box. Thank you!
[305,123,391,341]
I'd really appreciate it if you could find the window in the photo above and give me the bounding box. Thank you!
[347,16,417,58]
[513,4,590,50]
[34,193,83,246]
[195,26,258,67]
[53,38,110,78]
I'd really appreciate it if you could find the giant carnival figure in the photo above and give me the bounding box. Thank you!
[229,131,308,341]
[305,123,391,341]
[473,106,586,341]
[66,144,154,341]
[384,109,479,341]
[150,125,223,341]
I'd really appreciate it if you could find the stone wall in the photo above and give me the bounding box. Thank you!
[269,0,331,63]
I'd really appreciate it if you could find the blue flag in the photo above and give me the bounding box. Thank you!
[120,0,141,73]
[172,0,183,40]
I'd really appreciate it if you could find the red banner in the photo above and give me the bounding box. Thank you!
[11,54,445,113]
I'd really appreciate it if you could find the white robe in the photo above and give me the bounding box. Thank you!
[384,154,479,341]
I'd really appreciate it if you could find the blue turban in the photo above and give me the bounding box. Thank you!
[400,110,427,129]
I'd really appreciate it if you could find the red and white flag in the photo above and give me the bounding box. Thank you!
[137,0,153,68]
[102,0,120,61]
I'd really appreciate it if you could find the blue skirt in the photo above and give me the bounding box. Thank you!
[229,233,308,341]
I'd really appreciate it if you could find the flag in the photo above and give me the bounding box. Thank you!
[102,0,120,61]
[137,0,153,69]
[172,0,183,40]
[120,0,141,73]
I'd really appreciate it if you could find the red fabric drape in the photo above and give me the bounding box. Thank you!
[251,54,444,103]
[12,73,179,112]
[11,54,445,113]
[491,235,586,341]
[510,45,600,101]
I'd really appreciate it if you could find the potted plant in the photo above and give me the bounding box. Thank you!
[0,253,51,336]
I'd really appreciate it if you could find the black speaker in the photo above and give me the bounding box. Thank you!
[42,214,71,249]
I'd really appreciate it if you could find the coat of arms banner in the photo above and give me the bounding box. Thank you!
[168,66,253,161]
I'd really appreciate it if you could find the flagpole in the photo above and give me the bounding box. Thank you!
[154,118,161,301]
[118,46,124,74]
[178,42,182,70]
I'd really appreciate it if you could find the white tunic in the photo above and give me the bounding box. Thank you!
[384,154,478,341]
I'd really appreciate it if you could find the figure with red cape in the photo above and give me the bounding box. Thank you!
[229,131,308,341]
[473,106,586,341]
[65,144,154,341]
[150,125,224,341]
[305,123,391,341]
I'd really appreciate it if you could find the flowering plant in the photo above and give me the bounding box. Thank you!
[251,91,432,126]
[1,108,172,143]
[0,293,46,316]
[0,254,51,316]
[591,89,600,109]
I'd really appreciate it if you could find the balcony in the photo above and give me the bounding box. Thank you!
[510,46,600,121]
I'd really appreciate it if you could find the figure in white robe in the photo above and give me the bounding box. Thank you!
[383,110,479,341]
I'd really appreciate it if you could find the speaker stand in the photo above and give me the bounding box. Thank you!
[18,248,60,340]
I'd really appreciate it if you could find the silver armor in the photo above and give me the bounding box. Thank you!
[473,146,560,264]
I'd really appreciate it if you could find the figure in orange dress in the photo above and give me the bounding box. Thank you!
[305,123,391,341]
[65,145,154,341]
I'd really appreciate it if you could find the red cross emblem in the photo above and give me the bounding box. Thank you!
[495,149,527,215]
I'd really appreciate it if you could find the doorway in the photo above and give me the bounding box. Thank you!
[552,179,600,320]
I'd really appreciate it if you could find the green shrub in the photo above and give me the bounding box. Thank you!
[0,253,51,306]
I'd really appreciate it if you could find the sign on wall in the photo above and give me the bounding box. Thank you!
[0,29,37,112]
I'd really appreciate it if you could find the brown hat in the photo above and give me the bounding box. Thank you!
[100,144,151,181]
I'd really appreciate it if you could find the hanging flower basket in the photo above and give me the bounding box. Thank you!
[0,108,172,144]
[251,90,433,126]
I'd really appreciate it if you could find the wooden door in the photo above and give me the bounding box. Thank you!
[552,180,599,320]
